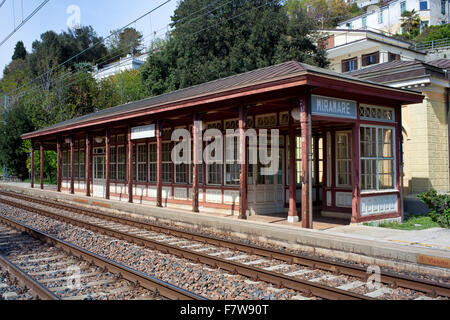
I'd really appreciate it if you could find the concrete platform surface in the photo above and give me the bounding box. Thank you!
[0,182,449,275]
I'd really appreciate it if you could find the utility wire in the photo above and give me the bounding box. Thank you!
[8,0,234,102]
[0,0,7,9]
[7,0,172,97]
[11,0,273,108]
[0,0,50,48]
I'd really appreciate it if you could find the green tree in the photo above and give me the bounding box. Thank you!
[107,27,144,58]
[401,9,421,39]
[12,41,27,60]
[0,101,35,179]
[141,0,328,97]
[415,24,450,43]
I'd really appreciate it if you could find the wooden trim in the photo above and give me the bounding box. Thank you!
[156,121,162,207]
[105,129,111,200]
[85,134,91,197]
[57,138,61,192]
[40,142,44,190]
[288,120,298,218]
[351,120,361,223]
[300,95,312,229]
[127,126,133,203]
[239,105,248,219]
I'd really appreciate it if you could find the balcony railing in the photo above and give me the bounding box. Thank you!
[414,38,450,51]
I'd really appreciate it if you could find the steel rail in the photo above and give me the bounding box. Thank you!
[3,191,447,298]
[0,253,60,300]
[0,212,205,301]
[0,195,373,300]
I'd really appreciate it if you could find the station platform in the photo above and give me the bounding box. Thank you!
[0,182,449,277]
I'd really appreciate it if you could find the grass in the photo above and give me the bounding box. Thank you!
[365,215,441,230]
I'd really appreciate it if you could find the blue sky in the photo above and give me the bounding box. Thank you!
[0,0,179,72]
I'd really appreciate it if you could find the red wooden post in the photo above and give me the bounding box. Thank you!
[300,96,312,229]
[288,121,298,222]
[128,126,133,203]
[31,143,35,188]
[156,120,162,207]
[40,142,44,190]
[351,122,361,223]
[70,137,75,194]
[192,115,200,213]
[106,129,111,200]
[85,134,91,197]
[239,106,248,220]
[57,137,62,192]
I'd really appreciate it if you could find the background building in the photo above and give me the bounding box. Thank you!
[93,53,149,81]
[338,0,449,34]
[320,29,426,73]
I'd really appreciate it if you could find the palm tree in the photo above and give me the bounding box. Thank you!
[400,9,421,39]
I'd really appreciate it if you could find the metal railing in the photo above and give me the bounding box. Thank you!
[414,38,450,51]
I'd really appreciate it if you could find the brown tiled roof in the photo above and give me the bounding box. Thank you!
[426,58,450,70]
[23,61,421,139]
[349,60,418,76]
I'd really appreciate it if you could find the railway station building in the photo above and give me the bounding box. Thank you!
[21,61,423,228]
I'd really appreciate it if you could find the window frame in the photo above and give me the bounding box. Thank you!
[136,143,147,183]
[361,51,380,67]
[341,57,358,72]
[360,125,397,193]
[335,131,352,188]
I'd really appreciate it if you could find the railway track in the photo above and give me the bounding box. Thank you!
[0,190,448,300]
[0,213,205,300]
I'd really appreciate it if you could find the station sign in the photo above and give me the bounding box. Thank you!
[131,124,155,140]
[311,95,357,119]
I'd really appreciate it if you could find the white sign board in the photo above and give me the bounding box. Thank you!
[131,124,155,140]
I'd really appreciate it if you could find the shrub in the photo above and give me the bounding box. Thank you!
[417,189,450,228]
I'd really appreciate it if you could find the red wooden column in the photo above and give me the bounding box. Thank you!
[85,134,91,197]
[30,143,35,188]
[288,121,298,223]
[70,136,75,194]
[40,142,44,190]
[238,105,248,220]
[192,115,200,213]
[300,96,312,229]
[351,122,361,223]
[105,129,111,200]
[156,121,163,207]
[57,137,62,192]
[128,126,133,203]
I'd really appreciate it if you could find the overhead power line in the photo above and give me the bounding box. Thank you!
[0,0,50,48]
[0,0,6,9]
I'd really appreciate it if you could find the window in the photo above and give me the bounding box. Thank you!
[110,146,116,180]
[362,52,380,67]
[225,136,240,185]
[420,1,428,10]
[442,0,446,15]
[190,141,203,185]
[378,10,383,24]
[360,127,395,191]
[162,142,172,183]
[400,1,406,14]
[420,21,429,32]
[148,143,157,183]
[62,151,69,179]
[79,150,85,179]
[348,23,353,29]
[388,52,400,62]
[341,57,358,72]
[137,144,147,182]
[362,16,367,28]
[175,145,188,184]
[286,136,302,186]
[117,146,126,181]
[312,137,324,185]
[74,151,79,179]
[336,133,352,187]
